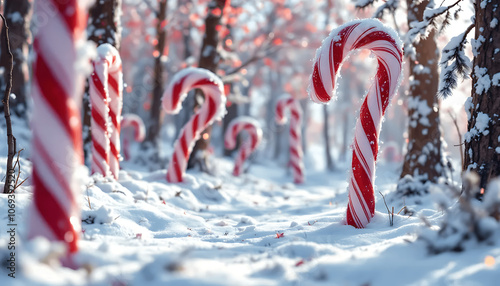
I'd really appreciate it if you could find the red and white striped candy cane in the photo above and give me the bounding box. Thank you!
[275,96,305,184]
[121,114,145,161]
[162,67,226,183]
[89,44,123,179]
[224,117,263,176]
[29,0,88,254]
[309,19,403,228]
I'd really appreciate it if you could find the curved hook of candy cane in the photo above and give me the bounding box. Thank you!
[309,19,404,228]
[121,114,145,161]
[224,117,263,176]
[275,95,305,184]
[162,67,226,183]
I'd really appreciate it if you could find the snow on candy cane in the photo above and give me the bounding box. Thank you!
[310,19,403,228]
[89,44,123,179]
[224,117,263,176]
[275,95,305,184]
[162,67,226,183]
[28,0,88,254]
[121,114,145,161]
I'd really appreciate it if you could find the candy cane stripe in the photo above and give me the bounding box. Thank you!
[275,96,305,184]
[29,0,87,254]
[34,51,77,141]
[121,114,145,161]
[309,19,403,228]
[224,117,262,176]
[90,44,123,179]
[163,68,226,183]
[33,138,77,214]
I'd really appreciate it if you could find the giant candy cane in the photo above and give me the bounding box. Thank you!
[121,114,146,161]
[275,96,305,184]
[224,117,263,176]
[162,68,226,183]
[89,44,123,179]
[309,19,403,228]
[29,0,88,254]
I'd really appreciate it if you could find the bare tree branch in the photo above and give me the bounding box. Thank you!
[1,14,16,194]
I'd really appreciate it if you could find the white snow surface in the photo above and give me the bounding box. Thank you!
[1,147,500,285]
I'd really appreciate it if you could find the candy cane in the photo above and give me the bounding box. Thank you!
[29,0,87,254]
[309,19,403,228]
[89,44,123,179]
[275,96,305,184]
[224,117,263,176]
[105,45,124,179]
[162,67,226,183]
[121,114,145,161]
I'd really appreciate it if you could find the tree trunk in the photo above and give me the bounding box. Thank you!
[223,84,238,156]
[399,0,444,193]
[464,1,500,190]
[323,105,334,170]
[143,0,168,151]
[221,22,238,157]
[84,0,122,161]
[88,0,122,49]
[300,99,308,156]
[174,20,194,140]
[0,0,32,117]
[187,0,227,170]
[322,0,335,171]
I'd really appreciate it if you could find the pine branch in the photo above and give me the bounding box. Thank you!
[438,23,474,98]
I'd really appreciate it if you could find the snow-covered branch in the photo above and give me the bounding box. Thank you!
[407,0,464,44]
[438,24,474,98]
[373,0,399,19]
[354,0,378,9]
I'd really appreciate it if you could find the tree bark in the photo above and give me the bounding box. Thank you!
[143,0,168,150]
[83,0,122,161]
[187,0,227,170]
[88,0,122,49]
[464,1,500,189]
[399,0,444,191]
[0,0,32,117]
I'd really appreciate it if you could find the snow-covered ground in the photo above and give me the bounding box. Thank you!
[1,144,499,286]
